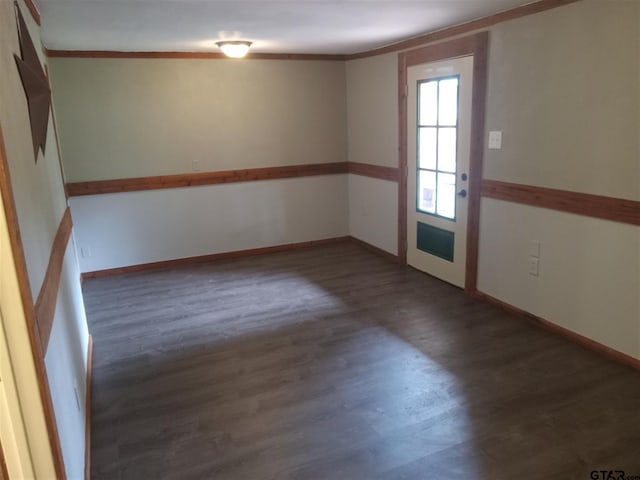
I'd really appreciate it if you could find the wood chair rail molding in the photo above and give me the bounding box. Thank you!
[34,207,73,351]
[347,162,399,182]
[23,0,41,25]
[67,163,349,196]
[66,162,402,196]
[481,180,640,226]
[45,49,345,61]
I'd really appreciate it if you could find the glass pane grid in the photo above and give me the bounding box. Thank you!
[416,75,459,221]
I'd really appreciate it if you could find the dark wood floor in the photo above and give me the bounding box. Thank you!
[84,243,640,480]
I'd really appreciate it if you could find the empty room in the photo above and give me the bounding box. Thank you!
[0,0,639,479]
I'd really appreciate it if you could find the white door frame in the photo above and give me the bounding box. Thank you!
[0,126,62,478]
[398,32,489,293]
[406,56,473,288]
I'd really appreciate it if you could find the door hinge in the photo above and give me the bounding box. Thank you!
[403,84,408,98]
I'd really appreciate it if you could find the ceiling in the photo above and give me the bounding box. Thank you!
[34,0,531,55]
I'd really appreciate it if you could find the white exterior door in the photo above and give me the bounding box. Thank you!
[406,56,473,288]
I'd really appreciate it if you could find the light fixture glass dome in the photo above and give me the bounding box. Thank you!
[216,41,252,58]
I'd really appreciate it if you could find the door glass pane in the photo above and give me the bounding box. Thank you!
[419,127,437,170]
[438,78,458,126]
[418,170,436,214]
[436,172,456,219]
[419,81,437,126]
[437,127,457,173]
[416,75,459,220]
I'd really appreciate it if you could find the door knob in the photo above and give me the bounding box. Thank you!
[457,189,467,198]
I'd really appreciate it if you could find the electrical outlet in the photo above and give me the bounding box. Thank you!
[488,130,502,149]
[528,257,539,276]
[192,160,201,172]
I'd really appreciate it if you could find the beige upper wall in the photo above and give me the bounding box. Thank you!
[0,1,67,298]
[49,58,348,182]
[50,0,639,196]
[346,0,640,201]
[484,0,639,200]
[1,3,90,478]
[344,0,640,360]
[0,180,56,480]
[346,52,398,168]
[0,1,65,477]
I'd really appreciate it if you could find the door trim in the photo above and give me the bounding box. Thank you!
[0,124,66,477]
[398,32,488,293]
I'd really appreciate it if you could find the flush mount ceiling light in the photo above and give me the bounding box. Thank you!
[216,41,252,58]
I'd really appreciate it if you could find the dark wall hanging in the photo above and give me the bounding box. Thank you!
[13,1,51,161]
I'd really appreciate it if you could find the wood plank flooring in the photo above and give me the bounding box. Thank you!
[83,243,640,480]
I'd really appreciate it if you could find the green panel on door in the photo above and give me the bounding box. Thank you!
[417,222,454,262]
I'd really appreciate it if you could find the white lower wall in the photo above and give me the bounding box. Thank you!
[477,197,640,359]
[70,175,349,272]
[70,171,640,361]
[45,239,90,480]
[348,174,398,255]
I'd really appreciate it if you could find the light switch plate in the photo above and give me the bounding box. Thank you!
[530,240,541,258]
[488,131,502,149]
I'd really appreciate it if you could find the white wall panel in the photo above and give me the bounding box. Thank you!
[348,174,397,255]
[478,198,639,358]
[45,241,90,480]
[70,175,349,272]
[0,1,90,476]
[345,0,640,359]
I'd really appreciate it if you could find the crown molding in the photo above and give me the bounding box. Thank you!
[44,0,583,61]
[45,49,345,61]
